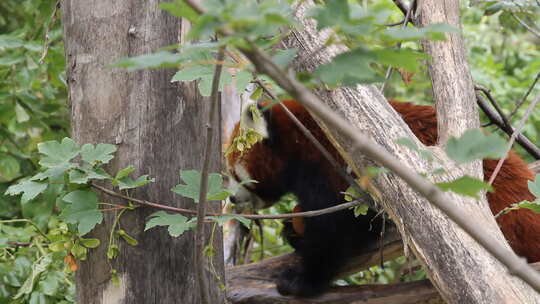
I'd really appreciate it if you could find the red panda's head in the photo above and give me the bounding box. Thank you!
[226,96,275,209]
[225,98,346,210]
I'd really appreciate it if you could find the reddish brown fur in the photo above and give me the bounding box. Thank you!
[227,100,348,197]
[392,101,540,261]
[227,100,540,262]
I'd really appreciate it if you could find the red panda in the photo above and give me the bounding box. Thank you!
[226,99,540,297]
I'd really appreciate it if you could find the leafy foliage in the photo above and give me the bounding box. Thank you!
[171,170,232,202]
[145,212,194,237]
[436,176,493,199]
[2,0,539,301]
[445,129,507,164]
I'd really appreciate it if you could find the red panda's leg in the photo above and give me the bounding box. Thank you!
[275,163,381,297]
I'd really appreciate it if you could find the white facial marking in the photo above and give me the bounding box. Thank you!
[230,163,267,209]
[240,92,269,139]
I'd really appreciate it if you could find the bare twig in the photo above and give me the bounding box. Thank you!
[510,12,540,39]
[509,72,540,119]
[380,0,416,93]
[194,46,226,304]
[392,0,411,17]
[488,90,540,185]
[475,85,512,129]
[39,0,60,64]
[476,92,540,159]
[91,183,369,220]
[7,241,32,247]
[179,1,540,292]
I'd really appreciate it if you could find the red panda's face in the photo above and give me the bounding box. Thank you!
[226,96,273,209]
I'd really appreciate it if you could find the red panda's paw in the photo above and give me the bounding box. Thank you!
[276,267,327,297]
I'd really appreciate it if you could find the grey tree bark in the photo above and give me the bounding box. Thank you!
[62,1,225,303]
[279,0,539,303]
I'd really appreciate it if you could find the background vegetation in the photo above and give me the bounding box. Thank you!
[0,0,538,302]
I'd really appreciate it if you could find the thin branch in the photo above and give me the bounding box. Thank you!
[7,241,33,247]
[91,183,369,220]
[39,0,60,64]
[476,92,540,159]
[195,45,226,304]
[509,72,540,119]
[475,85,512,129]
[392,0,410,17]
[380,0,416,93]
[510,12,540,39]
[488,90,540,185]
[179,1,540,292]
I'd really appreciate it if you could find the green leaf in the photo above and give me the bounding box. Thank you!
[38,271,64,296]
[310,0,350,29]
[314,48,382,87]
[79,238,100,248]
[374,49,427,72]
[171,66,233,96]
[353,204,369,217]
[206,214,251,228]
[0,35,24,49]
[527,174,540,198]
[445,129,507,164]
[29,291,47,304]
[107,244,119,260]
[48,241,66,252]
[272,49,297,68]
[81,143,117,165]
[0,154,21,182]
[117,230,138,246]
[145,211,194,237]
[60,191,103,236]
[5,180,48,203]
[159,0,199,21]
[71,241,88,260]
[117,175,154,190]
[116,166,136,179]
[14,255,52,299]
[517,201,540,214]
[37,138,80,168]
[235,70,253,92]
[69,167,111,184]
[115,51,183,70]
[15,102,30,123]
[436,176,493,199]
[172,170,232,202]
[395,137,419,151]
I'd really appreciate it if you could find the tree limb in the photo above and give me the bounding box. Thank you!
[476,92,540,160]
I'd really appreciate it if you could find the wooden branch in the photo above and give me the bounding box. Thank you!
[476,93,540,160]
[226,258,540,304]
[418,0,479,147]
[226,227,406,303]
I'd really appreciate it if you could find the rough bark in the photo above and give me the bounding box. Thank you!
[418,0,479,146]
[279,0,539,303]
[62,1,225,303]
[226,255,540,304]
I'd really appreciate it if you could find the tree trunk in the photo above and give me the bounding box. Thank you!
[281,0,539,303]
[62,1,225,303]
